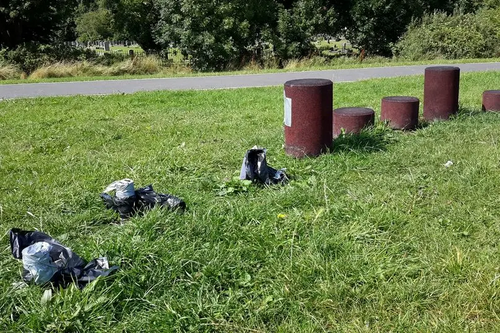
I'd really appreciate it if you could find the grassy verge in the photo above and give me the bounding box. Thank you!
[1,57,499,85]
[1,72,500,331]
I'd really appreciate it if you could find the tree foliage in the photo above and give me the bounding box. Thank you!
[155,0,337,70]
[155,0,278,70]
[103,0,161,51]
[274,0,337,60]
[394,8,500,60]
[75,6,115,42]
[2,0,499,71]
[0,0,77,48]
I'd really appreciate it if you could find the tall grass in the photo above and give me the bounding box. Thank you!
[28,56,192,80]
[0,64,23,80]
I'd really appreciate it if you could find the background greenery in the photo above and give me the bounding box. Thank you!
[1,0,500,73]
[1,71,500,331]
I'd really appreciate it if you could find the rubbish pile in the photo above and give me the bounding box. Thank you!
[9,228,118,288]
[100,179,186,219]
[9,148,285,289]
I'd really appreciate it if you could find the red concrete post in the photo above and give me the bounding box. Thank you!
[482,90,500,111]
[284,79,333,158]
[381,96,420,130]
[333,107,375,138]
[423,66,460,121]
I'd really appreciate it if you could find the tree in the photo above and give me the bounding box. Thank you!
[75,8,115,42]
[274,0,338,60]
[154,0,337,70]
[103,0,161,51]
[155,0,279,70]
[0,0,77,48]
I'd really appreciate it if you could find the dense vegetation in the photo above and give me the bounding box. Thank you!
[394,7,500,60]
[0,0,499,72]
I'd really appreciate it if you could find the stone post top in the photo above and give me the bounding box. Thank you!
[333,107,374,116]
[284,78,333,87]
[425,66,460,71]
[382,96,420,102]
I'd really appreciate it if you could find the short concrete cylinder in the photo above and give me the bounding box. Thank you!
[333,107,375,138]
[381,96,420,130]
[423,66,460,121]
[284,79,333,158]
[482,90,500,111]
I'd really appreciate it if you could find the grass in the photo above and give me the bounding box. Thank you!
[1,71,500,331]
[1,57,499,85]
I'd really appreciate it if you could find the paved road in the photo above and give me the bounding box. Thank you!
[1,62,499,99]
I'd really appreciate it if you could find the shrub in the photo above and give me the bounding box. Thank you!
[394,8,500,60]
[0,44,100,73]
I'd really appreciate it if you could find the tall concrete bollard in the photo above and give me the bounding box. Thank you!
[284,79,333,158]
[423,66,460,121]
[482,90,500,111]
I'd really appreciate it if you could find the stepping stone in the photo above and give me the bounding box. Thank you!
[482,90,500,112]
[381,96,419,130]
[333,107,375,138]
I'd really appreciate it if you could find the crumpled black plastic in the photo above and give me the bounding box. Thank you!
[9,228,118,289]
[240,147,288,185]
[101,184,186,219]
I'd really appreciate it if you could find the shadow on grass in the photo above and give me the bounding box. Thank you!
[415,119,431,130]
[456,105,484,117]
[331,126,396,154]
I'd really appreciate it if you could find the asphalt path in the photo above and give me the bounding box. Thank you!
[1,62,499,99]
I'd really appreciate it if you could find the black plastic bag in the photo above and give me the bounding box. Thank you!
[101,179,185,219]
[239,147,287,185]
[135,185,186,211]
[100,193,137,219]
[10,228,118,288]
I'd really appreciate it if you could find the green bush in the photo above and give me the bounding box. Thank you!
[0,44,101,73]
[393,8,500,60]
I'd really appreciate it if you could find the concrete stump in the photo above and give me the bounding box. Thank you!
[423,66,460,121]
[284,79,333,158]
[482,90,500,111]
[381,96,419,130]
[333,107,375,138]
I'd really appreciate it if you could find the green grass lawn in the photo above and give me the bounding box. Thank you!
[1,71,500,331]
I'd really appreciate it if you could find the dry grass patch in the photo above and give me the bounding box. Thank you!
[0,64,24,80]
[28,56,192,79]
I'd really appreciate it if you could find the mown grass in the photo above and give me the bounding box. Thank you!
[1,71,500,331]
[1,57,499,85]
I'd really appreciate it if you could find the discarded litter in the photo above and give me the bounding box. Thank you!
[10,228,118,288]
[444,160,454,168]
[101,179,186,219]
[239,147,287,185]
